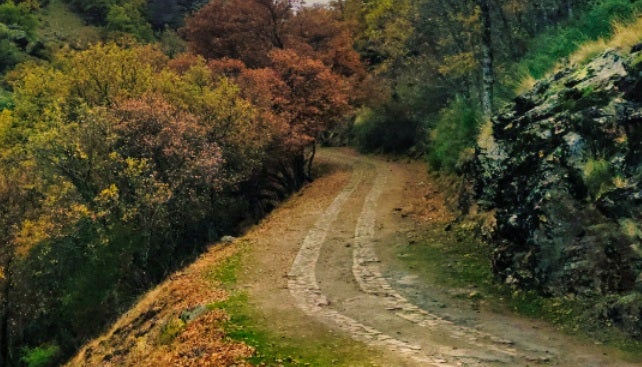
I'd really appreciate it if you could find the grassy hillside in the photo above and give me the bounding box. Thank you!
[430,0,642,171]
[37,0,102,50]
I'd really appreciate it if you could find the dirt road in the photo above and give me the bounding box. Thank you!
[241,148,637,367]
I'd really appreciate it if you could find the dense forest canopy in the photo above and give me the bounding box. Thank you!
[0,0,641,365]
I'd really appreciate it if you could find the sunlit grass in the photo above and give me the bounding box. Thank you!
[515,73,537,96]
[570,17,642,65]
[510,0,642,94]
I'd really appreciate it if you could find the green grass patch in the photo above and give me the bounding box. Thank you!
[513,0,642,81]
[207,245,245,287]
[20,344,61,367]
[37,0,101,50]
[210,292,378,367]
[397,224,493,290]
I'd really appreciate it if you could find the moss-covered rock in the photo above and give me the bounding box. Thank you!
[475,47,642,338]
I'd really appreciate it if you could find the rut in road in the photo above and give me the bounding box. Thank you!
[287,155,548,366]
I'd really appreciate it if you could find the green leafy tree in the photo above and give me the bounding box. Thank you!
[105,0,154,41]
[0,1,39,73]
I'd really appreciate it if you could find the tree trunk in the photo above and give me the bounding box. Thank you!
[479,0,494,119]
[305,143,316,181]
[0,278,7,367]
[1,255,14,367]
[497,4,518,58]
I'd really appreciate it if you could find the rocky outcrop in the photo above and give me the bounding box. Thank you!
[475,47,642,336]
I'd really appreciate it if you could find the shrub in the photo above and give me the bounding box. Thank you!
[427,96,481,172]
[158,316,186,345]
[21,344,61,367]
[353,104,421,154]
[0,88,13,110]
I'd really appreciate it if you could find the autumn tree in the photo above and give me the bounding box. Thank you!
[205,49,352,214]
[0,2,365,362]
[182,0,361,199]
[0,43,275,365]
[283,7,364,79]
[182,0,291,67]
[267,48,350,153]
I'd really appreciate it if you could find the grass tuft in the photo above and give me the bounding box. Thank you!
[512,0,642,86]
[571,17,642,65]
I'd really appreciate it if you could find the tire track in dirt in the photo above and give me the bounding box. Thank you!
[287,155,532,366]
[65,148,640,367]
[350,159,547,366]
[287,158,450,366]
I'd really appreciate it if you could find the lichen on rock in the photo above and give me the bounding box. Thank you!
[475,46,642,338]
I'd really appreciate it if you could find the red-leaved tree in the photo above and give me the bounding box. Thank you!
[181,0,291,67]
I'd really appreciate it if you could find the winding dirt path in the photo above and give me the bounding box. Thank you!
[242,148,638,367]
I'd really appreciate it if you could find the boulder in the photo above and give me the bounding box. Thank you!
[475,49,642,300]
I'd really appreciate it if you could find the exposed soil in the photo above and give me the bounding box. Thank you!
[68,148,639,366]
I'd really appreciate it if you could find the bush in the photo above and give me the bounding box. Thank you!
[427,96,481,172]
[158,316,186,345]
[353,104,421,154]
[105,1,154,41]
[21,344,61,367]
[0,88,13,110]
[0,0,39,73]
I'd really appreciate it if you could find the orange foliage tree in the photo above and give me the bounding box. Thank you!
[181,0,291,67]
[0,43,273,364]
[182,0,362,193]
